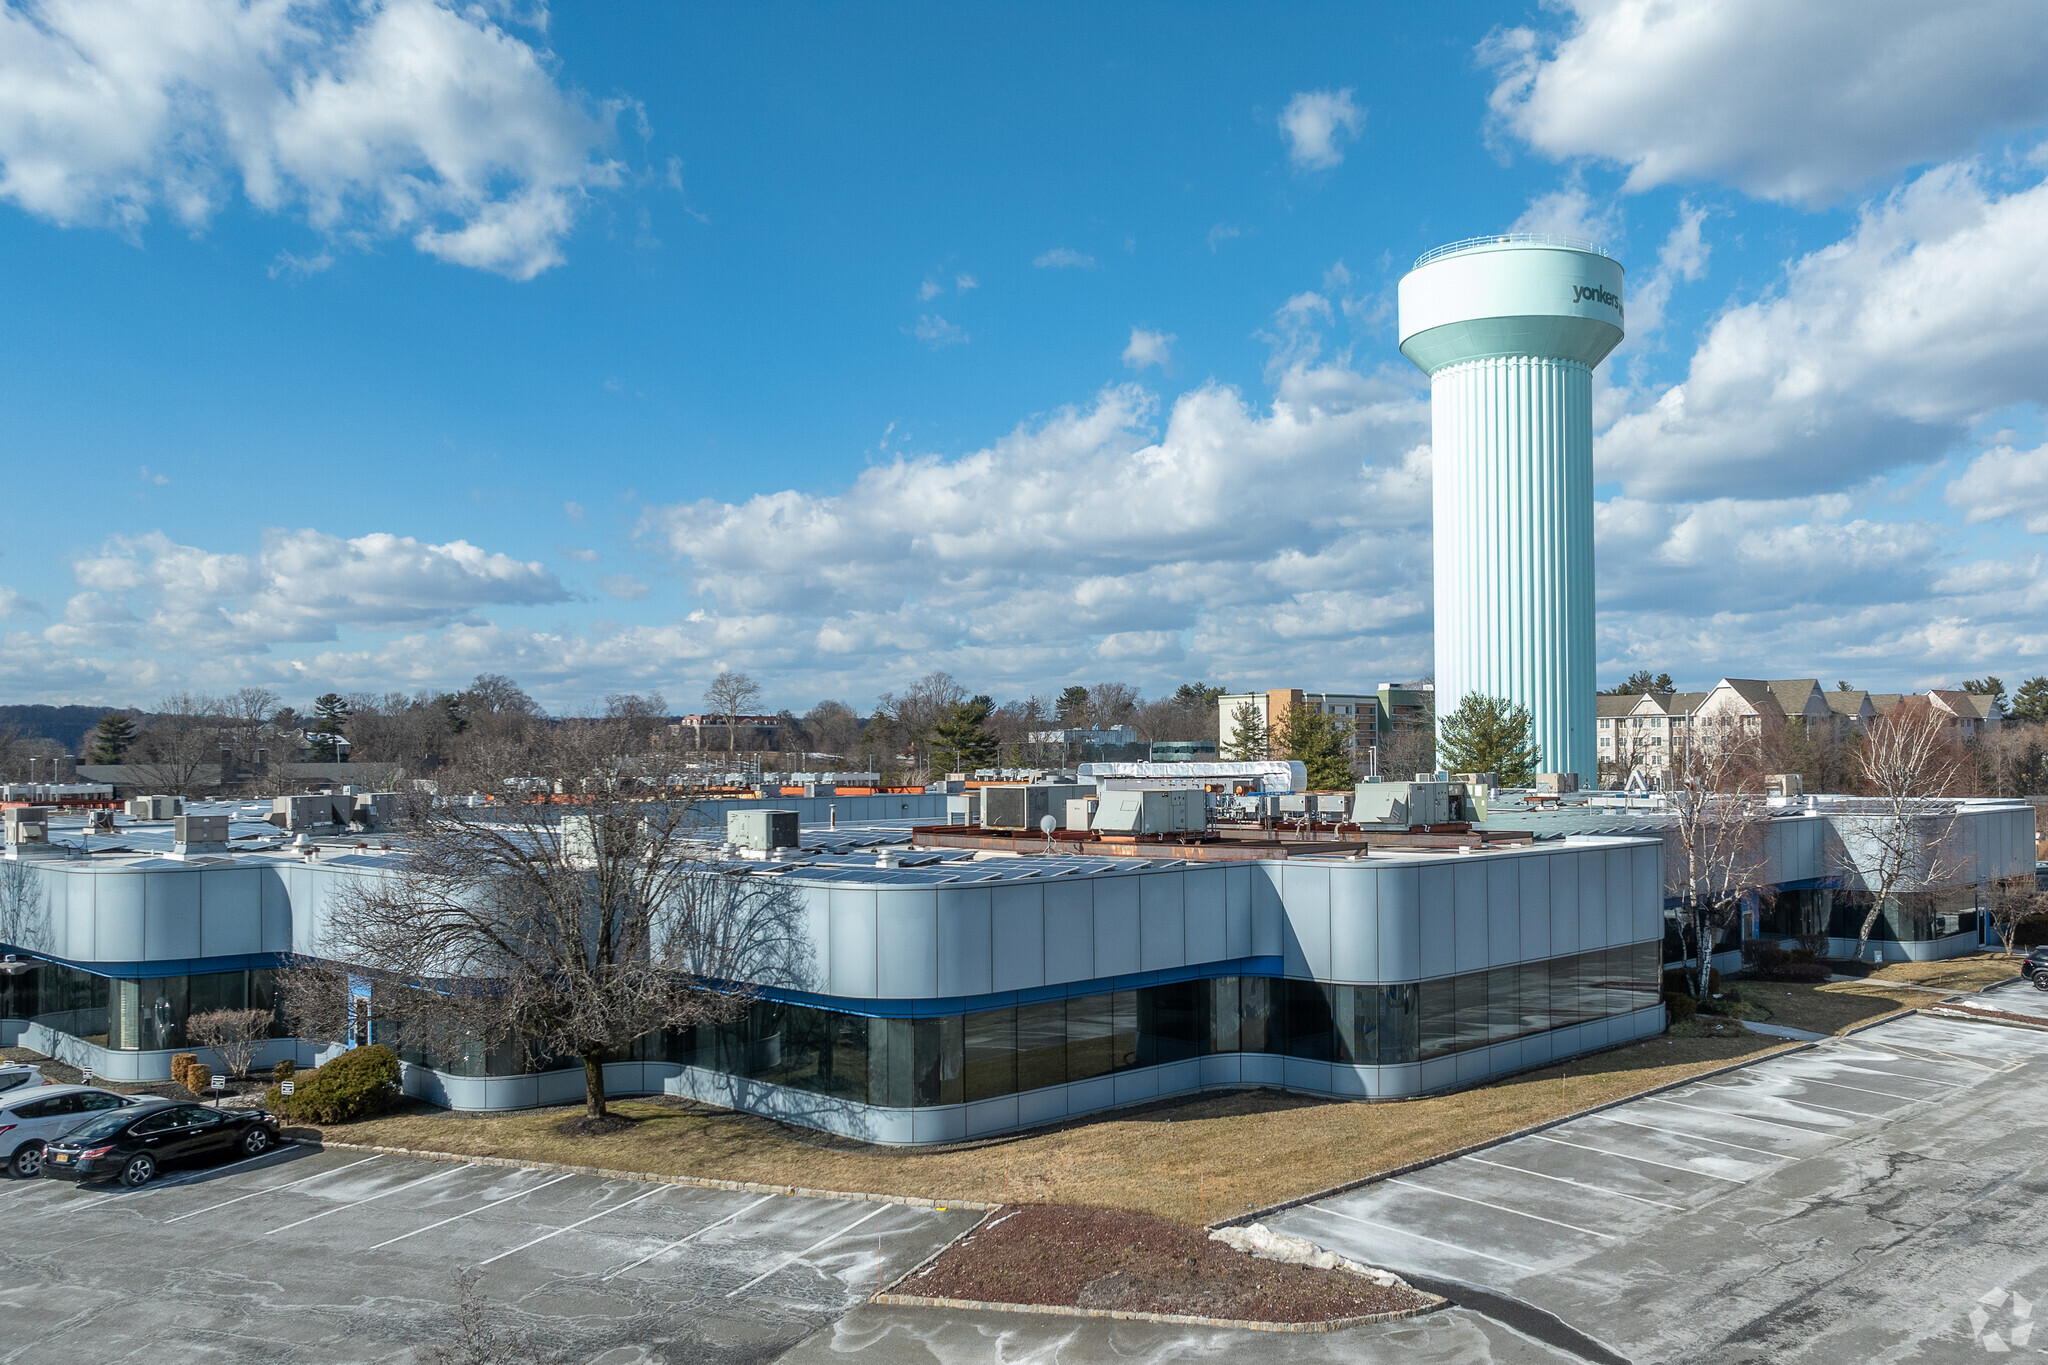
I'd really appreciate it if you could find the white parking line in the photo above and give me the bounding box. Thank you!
[1594,1113,1806,1160]
[478,1183,668,1266]
[1697,1087,1881,1121]
[1645,1094,1854,1131]
[1384,1176,1617,1240]
[1841,1039,2011,1074]
[265,1163,473,1236]
[1726,1073,1931,1104]
[725,1203,893,1297]
[1307,1203,1539,1273]
[365,1171,576,1251]
[1462,1155,1687,1212]
[54,1149,297,1215]
[164,1155,383,1223]
[1530,1133,1748,1183]
[604,1192,777,1280]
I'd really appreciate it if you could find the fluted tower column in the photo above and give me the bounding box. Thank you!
[1398,237,1624,785]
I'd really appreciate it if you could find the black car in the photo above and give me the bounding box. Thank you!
[2021,946,2048,989]
[41,1102,282,1187]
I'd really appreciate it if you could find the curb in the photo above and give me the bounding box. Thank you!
[866,1290,1449,1335]
[307,1140,997,1213]
[1921,1005,2048,1033]
[1208,1034,1814,1230]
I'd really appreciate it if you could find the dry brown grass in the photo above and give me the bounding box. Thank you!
[1862,952,2020,994]
[292,1032,1784,1225]
[1739,980,1923,1036]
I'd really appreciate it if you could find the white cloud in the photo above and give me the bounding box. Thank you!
[600,573,651,601]
[0,586,42,619]
[1485,0,2048,205]
[1623,200,1710,339]
[50,528,568,657]
[1279,88,1364,171]
[911,314,968,348]
[559,546,601,563]
[1948,442,2048,532]
[955,272,977,291]
[633,366,1435,699]
[1122,327,1174,371]
[1034,247,1094,269]
[1598,162,2048,499]
[1510,185,1618,245]
[563,501,587,522]
[918,280,941,300]
[0,0,621,279]
[1206,223,1241,251]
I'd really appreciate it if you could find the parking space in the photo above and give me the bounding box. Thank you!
[1273,1011,2048,1363]
[0,1148,977,1363]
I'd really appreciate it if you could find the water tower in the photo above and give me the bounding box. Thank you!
[1398,236,1624,784]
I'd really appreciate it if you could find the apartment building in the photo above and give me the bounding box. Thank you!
[1217,684,1431,761]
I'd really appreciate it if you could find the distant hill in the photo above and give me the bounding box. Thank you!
[0,704,137,753]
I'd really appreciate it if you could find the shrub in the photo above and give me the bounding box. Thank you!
[1663,966,1722,997]
[1794,933,1829,957]
[171,1053,198,1091]
[273,1058,296,1082]
[187,1007,272,1079]
[1665,992,1698,1025]
[1758,961,1831,983]
[187,1063,212,1094]
[268,1044,403,1124]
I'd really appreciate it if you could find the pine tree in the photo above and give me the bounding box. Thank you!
[86,713,137,764]
[2012,676,2048,725]
[1222,701,1268,760]
[929,697,999,773]
[309,693,351,762]
[1274,706,1353,789]
[1055,685,1090,727]
[1436,694,1541,787]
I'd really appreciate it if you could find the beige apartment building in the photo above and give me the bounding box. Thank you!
[1596,677,2002,785]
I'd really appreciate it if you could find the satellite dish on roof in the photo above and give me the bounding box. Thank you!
[1039,815,1057,834]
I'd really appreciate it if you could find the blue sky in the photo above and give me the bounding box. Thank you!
[2,1,2047,714]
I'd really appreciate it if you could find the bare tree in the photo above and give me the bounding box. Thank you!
[1838,700,1966,962]
[187,1007,272,1079]
[219,686,281,772]
[0,860,48,952]
[1601,714,1655,789]
[874,672,965,780]
[702,671,762,760]
[1986,878,2045,958]
[323,719,810,1119]
[129,693,225,795]
[1664,726,1772,997]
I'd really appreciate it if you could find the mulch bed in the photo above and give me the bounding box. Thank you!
[897,1204,1430,1324]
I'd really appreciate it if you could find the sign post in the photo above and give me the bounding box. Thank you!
[211,1073,226,1106]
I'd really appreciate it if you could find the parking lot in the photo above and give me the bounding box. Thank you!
[1272,1009,2048,1363]
[0,1148,977,1363]
[7,1008,2046,1364]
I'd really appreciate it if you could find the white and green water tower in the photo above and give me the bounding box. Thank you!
[1398,236,1624,785]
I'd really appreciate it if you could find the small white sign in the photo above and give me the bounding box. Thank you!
[280,1080,295,1096]
[210,1075,226,1091]
[80,1068,92,1083]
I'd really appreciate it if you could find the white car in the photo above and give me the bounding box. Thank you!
[0,1064,45,1096]
[1,1086,160,1178]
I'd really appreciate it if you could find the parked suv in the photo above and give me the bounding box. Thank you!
[0,1063,45,1096]
[2024,946,2048,989]
[1,1085,152,1178]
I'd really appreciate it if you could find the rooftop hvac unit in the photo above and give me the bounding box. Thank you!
[727,808,799,853]
[1065,797,1098,832]
[982,783,1084,831]
[1534,772,1580,794]
[1351,780,1455,830]
[946,793,980,826]
[1766,773,1803,798]
[1093,789,1203,835]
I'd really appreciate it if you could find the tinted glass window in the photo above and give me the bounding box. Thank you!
[131,1110,182,1134]
[65,1108,142,1143]
[77,1092,127,1112]
[10,1095,62,1119]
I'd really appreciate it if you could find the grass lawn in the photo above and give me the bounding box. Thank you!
[289,1032,1785,1226]
[1717,980,1924,1036]
[1862,953,2021,994]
